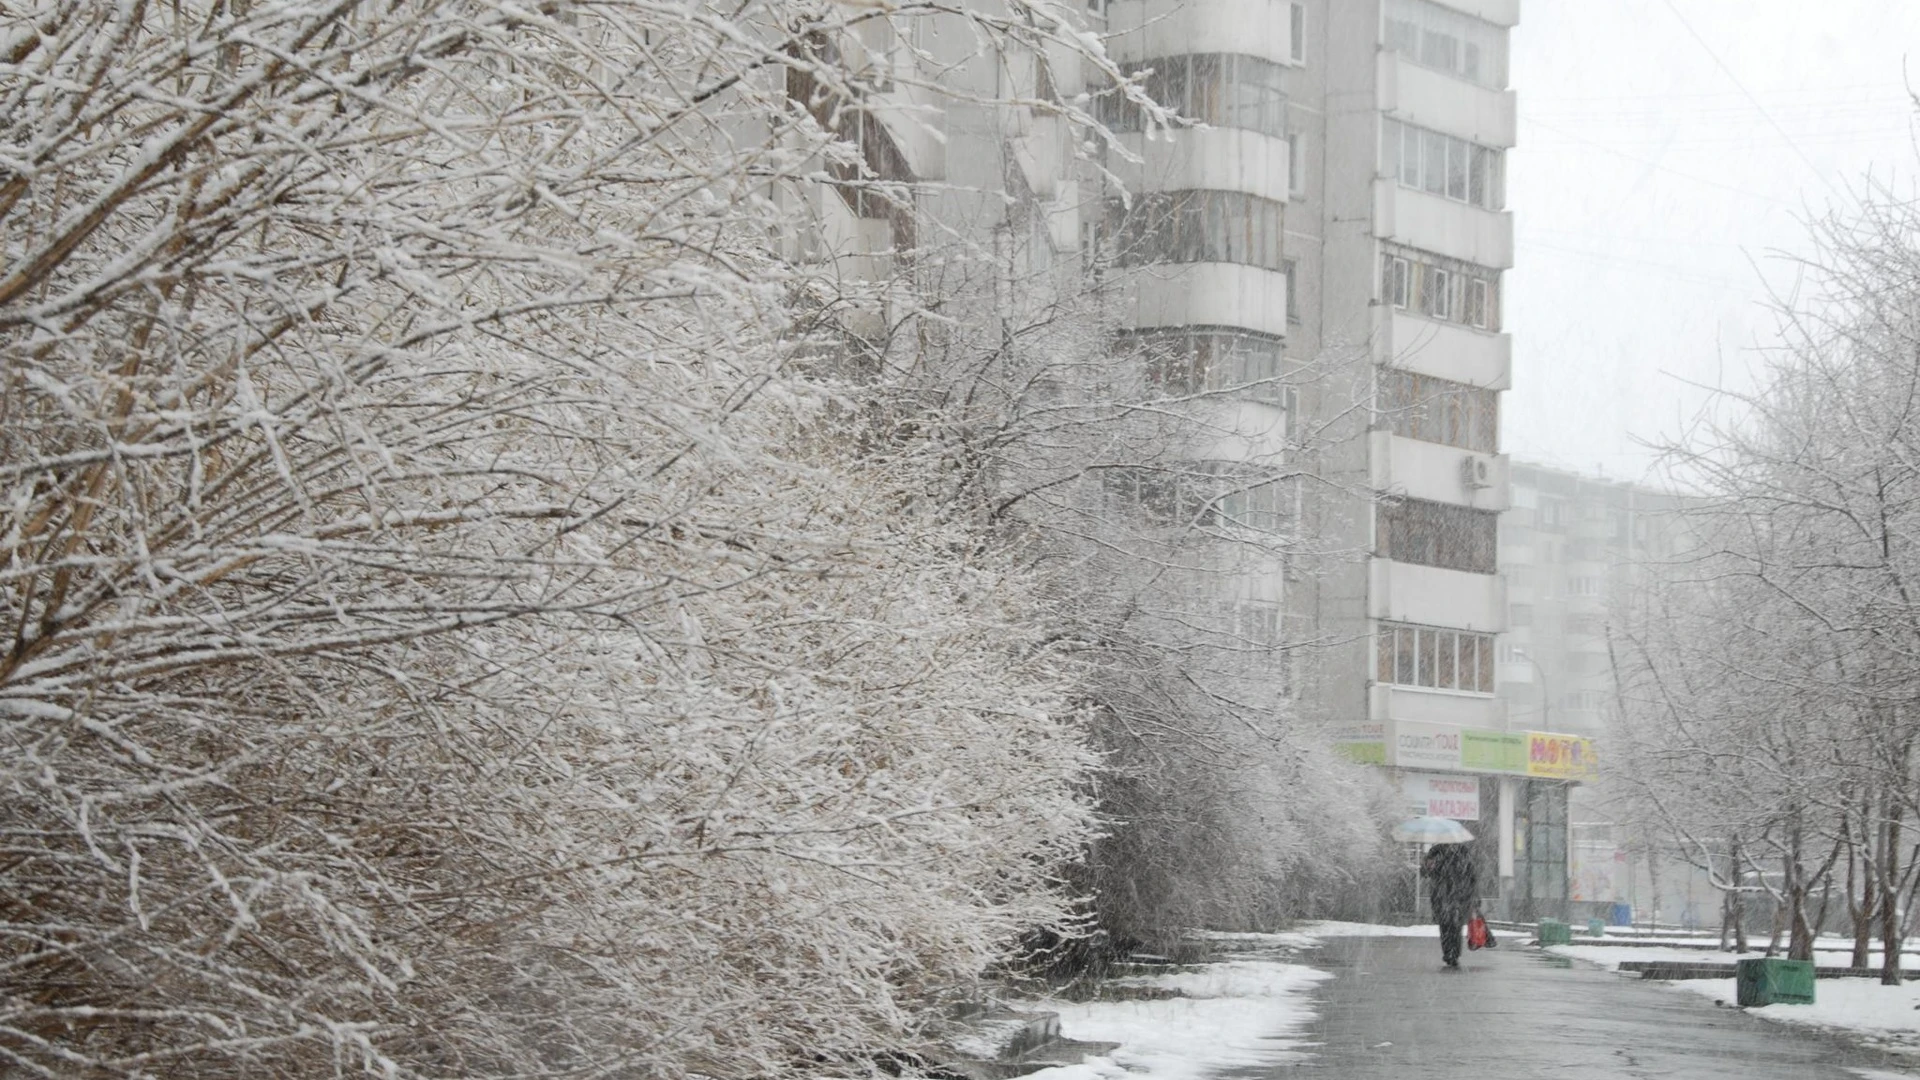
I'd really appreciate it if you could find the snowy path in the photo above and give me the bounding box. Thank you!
[1274,933,1916,1078]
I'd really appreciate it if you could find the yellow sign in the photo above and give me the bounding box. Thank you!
[1525,731,1597,780]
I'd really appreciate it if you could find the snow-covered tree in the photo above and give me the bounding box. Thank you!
[0,1,1107,1074]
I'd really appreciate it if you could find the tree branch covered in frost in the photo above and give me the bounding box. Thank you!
[1612,186,1920,970]
[0,1,1104,1075]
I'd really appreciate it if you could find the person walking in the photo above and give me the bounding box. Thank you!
[1420,841,1478,968]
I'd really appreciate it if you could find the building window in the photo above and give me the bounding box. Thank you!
[1381,119,1503,210]
[1421,265,1451,320]
[1286,132,1305,195]
[1100,464,1290,534]
[1378,498,1498,574]
[1283,259,1300,322]
[1377,621,1496,692]
[1377,369,1499,453]
[1099,53,1289,138]
[1107,190,1286,271]
[1381,246,1500,330]
[1383,0,1507,90]
[1385,256,1411,308]
[1290,3,1306,64]
[1120,327,1288,401]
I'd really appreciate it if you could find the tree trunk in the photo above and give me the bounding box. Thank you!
[1882,807,1904,986]
[1787,820,1815,961]
[1850,818,1876,970]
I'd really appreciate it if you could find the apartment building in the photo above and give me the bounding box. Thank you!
[800,0,1598,918]
[1496,462,1689,921]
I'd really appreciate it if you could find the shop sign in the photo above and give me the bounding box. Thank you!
[1391,720,1463,770]
[1525,731,1598,780]
[1401,771,1481,820]
[1331,723,1386,765]
[1461,729,1525,773]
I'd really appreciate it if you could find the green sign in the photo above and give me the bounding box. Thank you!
[1461,729,1525,773]
[1335,741,1386,765]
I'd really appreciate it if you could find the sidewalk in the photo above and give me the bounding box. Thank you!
[1277,933,1916,1079]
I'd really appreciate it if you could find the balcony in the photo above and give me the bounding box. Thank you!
[1114,127,1291,204]
[1370,558,1506,631]
[1370,431,1511,512]
[1106,0,1296,65]
[1426,0,1521,28]
[1369,690,1508,736]
[1373,307,1511,388]
[1378,52,1517,149]
[1374,179,1514,268]
[1123,261,1289,339]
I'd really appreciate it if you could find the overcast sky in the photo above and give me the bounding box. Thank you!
[1505,0,1920,485]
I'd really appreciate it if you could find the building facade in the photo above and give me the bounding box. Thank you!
[799,0,1605,918]
[1496,461,1689,922]
[1094,0,1575,918]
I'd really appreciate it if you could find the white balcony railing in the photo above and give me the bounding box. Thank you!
[1105,0,1297,65]
[1378,52,1517,149]
[1113,127,1292,204]
[1374,307,1512,388]
[1374,179,1515,269]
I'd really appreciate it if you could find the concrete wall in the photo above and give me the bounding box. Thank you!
[1379,52,1516,147]
[1370,558,1506,631]
[1126,262,1291,338]
[1374,180,1515,268]
[1106,0,1299,64]
[1377,308,1512,388]
[1113,128,1293,203]
[1371,431,1511,512]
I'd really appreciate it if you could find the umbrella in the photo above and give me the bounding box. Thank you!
[1392,815,1474,844]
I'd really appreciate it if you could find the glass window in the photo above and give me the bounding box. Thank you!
[1420,29,1458,72]
[1386,256,1411,307]
[1378,623,1494,692]
[1383,0,1508,90]
[1401,123,1422,188]
[1290,3,1305,63]
[1421,130,1447,194]
[1446,137,1468,200]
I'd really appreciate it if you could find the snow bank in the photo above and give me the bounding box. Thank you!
[1026,957,1330,1080]
[1667,976,1920,1054]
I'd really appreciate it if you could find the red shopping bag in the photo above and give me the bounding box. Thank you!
[1467,914,1490,951]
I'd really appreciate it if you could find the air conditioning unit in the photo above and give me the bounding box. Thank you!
[1460,455,1494,489]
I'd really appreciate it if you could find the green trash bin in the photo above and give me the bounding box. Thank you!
[1587,918,1606,937]
[1735,957,1815,1006]
[1538,919,1572,945]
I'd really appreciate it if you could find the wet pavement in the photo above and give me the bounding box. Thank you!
[1269,933,1917,1078]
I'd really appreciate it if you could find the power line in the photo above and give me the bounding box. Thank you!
[1517,115,1796,207]
[1657,0,1843,197]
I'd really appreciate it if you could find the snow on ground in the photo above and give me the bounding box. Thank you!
[1667,975,1920,1055]
[1548,941,1896,973]
[1018,923,1457,1080]
[1024,958,1330,1080]
[1292,919,1438,938]
[1547,942,1920,1057]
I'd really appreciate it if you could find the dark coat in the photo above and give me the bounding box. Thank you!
[1420,842,1478,924]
